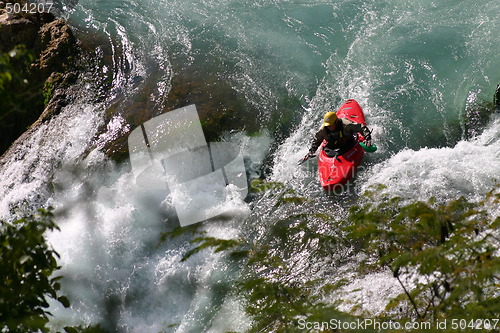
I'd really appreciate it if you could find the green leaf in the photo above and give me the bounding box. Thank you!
[0,208,69,331]
[58,296,71,308]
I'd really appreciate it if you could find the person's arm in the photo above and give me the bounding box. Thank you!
[343,119,372,145]
[309,129,324,154]
[360,124,372,145]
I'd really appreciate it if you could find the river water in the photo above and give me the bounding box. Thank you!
[1,0,499,331]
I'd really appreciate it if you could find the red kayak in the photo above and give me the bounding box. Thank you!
[318,99,366,191]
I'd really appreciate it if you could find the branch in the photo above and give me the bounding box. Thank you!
[396,274,422,319]
[421,286,437,320]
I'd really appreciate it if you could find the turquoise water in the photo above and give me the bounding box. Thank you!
[1,0,499,331]
[68,0,500,139]
[65,0,500,154]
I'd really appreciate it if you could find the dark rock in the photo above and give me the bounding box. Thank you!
[97,64,261,162]
[0,4,56,52]
[0,2,79,156]
[0,15,38,50]
[35,18,76,76]
[463,89,495,140]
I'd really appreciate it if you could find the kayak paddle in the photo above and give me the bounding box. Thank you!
[298,154,316,165]
[359,142,377,152]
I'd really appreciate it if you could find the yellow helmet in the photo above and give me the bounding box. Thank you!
[323,111,338,126]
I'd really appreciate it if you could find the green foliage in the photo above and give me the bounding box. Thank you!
[0,45,35,119]
[165,180,356,332]
[165,181,499,331]
[0,208,70,332]
[0,45,43,153]
[250,178,308,208]
[177,221,352,332]
[249,179,287,193]
[182,236,243,262]
[159,223,203,245]
[43,72,63,106]
[345,187,500,322]
[235,202,358,332]
[63,324,110,333]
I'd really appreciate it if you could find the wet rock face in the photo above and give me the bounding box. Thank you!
[37,18,76,74]
[0,14,38,50]
[462,86,500,140]
[0,4,61,51]
[97,69,256,162]
[0,2,78,155]
[0,3,76,78]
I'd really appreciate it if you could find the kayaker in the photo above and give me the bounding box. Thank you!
[305,111,372,159]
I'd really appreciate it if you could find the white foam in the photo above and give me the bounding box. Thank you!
[207,296,253,333]
[360,116,500,201]
[333,270,402,317]
[43,129,269,331]
[0,104,105,220]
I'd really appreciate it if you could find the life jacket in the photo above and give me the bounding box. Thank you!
[324,123,352,147]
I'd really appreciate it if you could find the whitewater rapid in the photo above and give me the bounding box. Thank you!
[1,0,499,331]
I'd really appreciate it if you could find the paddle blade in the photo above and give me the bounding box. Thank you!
[359,142,378,152]
[297,157,308,165]
[297,154,316,165]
